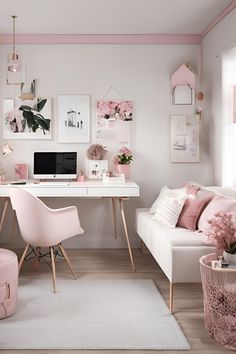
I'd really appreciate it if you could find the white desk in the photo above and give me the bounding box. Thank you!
[0,181,140,270]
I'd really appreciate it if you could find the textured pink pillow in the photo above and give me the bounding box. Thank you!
[198,195,236,234]
[177,197,211,231]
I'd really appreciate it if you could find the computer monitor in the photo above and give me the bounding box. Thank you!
[34,152,77,180]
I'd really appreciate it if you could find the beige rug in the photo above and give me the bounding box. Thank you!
[0,276,189,350]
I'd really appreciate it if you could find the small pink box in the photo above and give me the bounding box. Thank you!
[15,164,28,180]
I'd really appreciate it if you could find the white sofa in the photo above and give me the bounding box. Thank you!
[135,186,236,313]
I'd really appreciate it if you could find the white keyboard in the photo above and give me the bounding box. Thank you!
[39,182,70,186]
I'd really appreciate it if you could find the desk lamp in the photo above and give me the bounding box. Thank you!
[0,143,13,183]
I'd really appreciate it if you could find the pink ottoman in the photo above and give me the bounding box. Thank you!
[0,249,18,319]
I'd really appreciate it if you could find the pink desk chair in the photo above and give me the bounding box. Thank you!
[9,187,84,293]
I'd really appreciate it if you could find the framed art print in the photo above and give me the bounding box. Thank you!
[58,95,90,143]
[96,100,133,149]
[88,160,108,179]
[3,98,52,140]
[171,114,200,163]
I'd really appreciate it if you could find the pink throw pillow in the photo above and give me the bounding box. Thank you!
[198,195,236,234]
[177,197,211,231]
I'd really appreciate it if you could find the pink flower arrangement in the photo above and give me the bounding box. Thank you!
[113,146,133,165]
[97,100,133,121]
[207,212,236,254]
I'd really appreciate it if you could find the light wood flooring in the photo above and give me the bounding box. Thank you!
[2,248,232,354]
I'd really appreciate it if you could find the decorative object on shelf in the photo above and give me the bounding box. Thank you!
[7,15,25,86]
[21,79,36,100]
[3,98,51,140]
[206,212,236,264]
[88,160,108,179]
[170,114,200,163]
[58,95,90,143]
[15,164,28,180]
[113,146,133,179]
[103,173,125,183]
[171,63,196,105]
[87,144,107,160]
[96,99,133,149]
[195,91,204,118]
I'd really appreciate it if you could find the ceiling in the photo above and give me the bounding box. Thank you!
[0,0,233,35]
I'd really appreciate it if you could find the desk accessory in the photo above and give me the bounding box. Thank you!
[15,163,28,180]
[103,173,125,184]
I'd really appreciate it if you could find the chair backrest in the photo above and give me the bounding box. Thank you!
[9,187,57,246]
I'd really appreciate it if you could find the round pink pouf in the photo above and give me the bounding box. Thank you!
[0,249,18,319]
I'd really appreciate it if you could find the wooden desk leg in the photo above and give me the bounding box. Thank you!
[119,198,135,271]
[111,198,117,239]
[0,198,9,233]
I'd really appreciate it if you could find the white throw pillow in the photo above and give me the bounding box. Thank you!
[152,196,185,228]
[149,186,186,214]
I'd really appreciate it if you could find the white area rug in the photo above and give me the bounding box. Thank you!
[0,277,189,350]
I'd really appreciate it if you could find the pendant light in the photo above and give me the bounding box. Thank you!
[7,15,25,86]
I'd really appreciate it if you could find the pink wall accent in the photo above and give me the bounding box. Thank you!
[0,34,201,45]
[171,64,196,90]
[233,85,236,123]
[201,0,236,38]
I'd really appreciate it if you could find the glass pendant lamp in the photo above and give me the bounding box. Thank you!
[7,15,25,86]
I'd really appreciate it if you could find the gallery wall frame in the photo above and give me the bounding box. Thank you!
[58,95,90,143]
[2,97,52,140]
[170,114,200,163]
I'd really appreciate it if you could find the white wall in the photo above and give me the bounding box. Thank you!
[0,43,212,248]
[202,9,236,185]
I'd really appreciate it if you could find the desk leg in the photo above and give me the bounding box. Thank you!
[119,198,135,271]
[111,198,117,239]
[0,198,9,233]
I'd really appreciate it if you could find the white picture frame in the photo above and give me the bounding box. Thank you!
[88,160,108,179]
[2,98,52,140]
[58,95,90,143]
[171,114,200,163]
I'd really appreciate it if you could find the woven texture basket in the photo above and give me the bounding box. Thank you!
[200,253,236,350]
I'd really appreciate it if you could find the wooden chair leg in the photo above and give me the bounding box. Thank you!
[18,244,30,273]
[50,247,56,293]
[170,282,174,314]
[34,247,41,271]
[58,243,77,279]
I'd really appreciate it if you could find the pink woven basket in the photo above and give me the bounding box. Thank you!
[200,253,236,350]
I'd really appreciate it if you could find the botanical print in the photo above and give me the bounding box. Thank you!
[96,100,133,149]
[58,95,90,143]
[171,114,200,163]
[97,100,133,121]
[3,98,52,140]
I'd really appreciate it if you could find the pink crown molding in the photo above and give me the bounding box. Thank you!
[0,34,201,45]
[201,0,236,38]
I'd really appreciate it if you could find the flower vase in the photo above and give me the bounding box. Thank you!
[223,251,236,264]
[116,164,130,180]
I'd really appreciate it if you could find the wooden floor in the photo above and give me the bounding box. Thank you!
[2,248,231,354]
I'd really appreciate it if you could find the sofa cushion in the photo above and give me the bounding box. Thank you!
[136,208,208,247]
[149,186,186,214]
[198,195,236,234]
[152,196,185,228]
[177,197,211,231]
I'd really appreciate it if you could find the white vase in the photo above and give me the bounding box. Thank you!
[223,251,236,264]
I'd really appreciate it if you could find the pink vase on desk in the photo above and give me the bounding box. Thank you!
[116,164,130,179]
